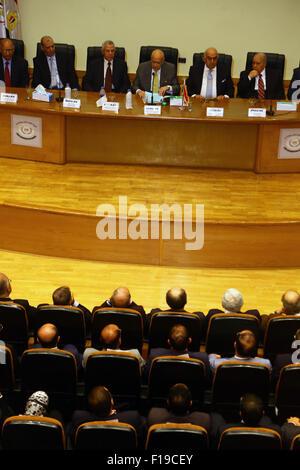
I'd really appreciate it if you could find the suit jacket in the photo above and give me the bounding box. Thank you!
[0,55,29,87]
[272,352,294,384]
[131,60,180,95]
[147,407,211,431]
[237,68,285,100]
[287,67,300,100]
[31,51,80,90]
[82,56,130,93]
[186,62,234,98]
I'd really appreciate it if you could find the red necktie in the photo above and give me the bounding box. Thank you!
[258,74,265,99]
[104,62,112,92]
[5,61,11,87]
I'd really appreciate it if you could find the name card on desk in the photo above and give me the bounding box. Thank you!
[276,101,297,111]
[248,108,266,118]
[0,93,18,103]
[102,102,120,112]
[144,105,161,115]
[206,107,224,117]
[63,98,81,109]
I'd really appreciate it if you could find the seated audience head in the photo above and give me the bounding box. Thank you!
[40,35,55,57]
[151,49,165,72]
[167,324,191,351]
[110,287,131,308]
[87,385,114,417]
[252,53,267,74]
[100,323,122,349]
[239,393,264,426]
[0,273,12,298]
[24,391,49,417]
[52,286,73,305]
[0,38,15,61]
[234,330,257,358]
[101,40,115,62]
[281,289,300,314]
[37,323,60,348]
[166,287,187,311]
[167,383,192,416]
[222,288,243,313]
[203,47,219,70]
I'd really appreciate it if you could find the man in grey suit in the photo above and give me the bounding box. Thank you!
[132,49,180,99]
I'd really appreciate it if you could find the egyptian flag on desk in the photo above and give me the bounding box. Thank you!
[3,0,22,39]
[182,79,189,106]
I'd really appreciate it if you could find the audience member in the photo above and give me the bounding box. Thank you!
[0,392,14,428]
[208,329,271,374]
[69,385,146,447]
[82,323,145,368]
[272,328,300,384]
[82,40,130,93]
[281,416,300,449]
[0,38,29,87]
[147,383,211,431]
[260,289,300,337]
[237,52,285,100]
[287,66,300,100]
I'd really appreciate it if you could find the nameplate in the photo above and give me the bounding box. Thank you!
[248,108,266,118]
[0,93,18,103]
[170,96,183,106]
[144,105,161,115]
[276,101,297,111]
[206,107,224,117]
[63,98,81,109]
[102,102,120,112]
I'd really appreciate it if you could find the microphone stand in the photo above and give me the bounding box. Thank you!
[56,80,63,102]
[266,101,275,116]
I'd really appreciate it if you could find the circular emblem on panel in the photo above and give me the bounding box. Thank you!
[16,121,37,140]
[283,134,300,153]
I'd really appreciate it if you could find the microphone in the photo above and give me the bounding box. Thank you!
[266,101,275,116]
[151,71,154,104]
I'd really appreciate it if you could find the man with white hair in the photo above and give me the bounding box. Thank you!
[204,288,261,334]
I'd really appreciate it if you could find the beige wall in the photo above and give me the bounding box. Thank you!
[19,0,299,79]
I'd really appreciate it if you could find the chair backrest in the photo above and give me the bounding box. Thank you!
[148,356,206,406]
[75,421,137,450]
[148,312,203,351]
[263,315,300,358]
[212,361,270,411]
[0,301,29,354]
[290,433,300,450]
[275,364,300,421]
[91,308,143,352]
[20,348,77,396]
[0,345,15,393]
[84,351,141,405]
[36,42,75,68]
[36,305,86,351]
[205,313,260,356]
[192,52,232,72]
[2,415,66,450]
[139,45,179,67]
[86,46,126,69]
[218,427,282,450]
[0,38,24,58]
[145,423,208,451]
[245,52,285,80]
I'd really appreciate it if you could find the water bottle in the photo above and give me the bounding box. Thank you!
[125,89,133,109]
[99,86,106,98]
[65,83,71,99]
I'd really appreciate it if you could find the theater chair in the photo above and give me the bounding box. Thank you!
[0,345,15,393]
[0,302,30,355]
[192,52,232,71]
[74,421,137,450]
[139,45,179,67]
[263,315,300,358]
[145,423,208,451]
[275,364,300,423]
[218,427,282,450]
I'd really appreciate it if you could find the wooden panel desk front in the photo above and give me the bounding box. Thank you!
[1,88,300,173]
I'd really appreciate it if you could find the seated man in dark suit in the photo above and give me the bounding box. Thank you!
[287,66,300,100]
[237,52,285,100]
[31,35,80,90]
[0,38,29,87]
[260,289,300,339]
[186,47,234,100]
[82,40,130,93]
[69,385,146,447]
[147,383,211,431]
[132,48,180,100]
[281,416,300,449]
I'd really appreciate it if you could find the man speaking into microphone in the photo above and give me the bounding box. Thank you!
[132,49,180,100]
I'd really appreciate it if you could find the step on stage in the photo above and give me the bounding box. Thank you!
[1,157,300,268]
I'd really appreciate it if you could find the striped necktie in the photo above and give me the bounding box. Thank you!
[206,69,213,97]
[49,56,57,88]
[258,74,265,99]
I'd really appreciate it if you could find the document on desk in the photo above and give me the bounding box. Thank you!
[145,91,163,104]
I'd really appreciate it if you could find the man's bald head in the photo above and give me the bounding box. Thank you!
[252,53,267,74]
[0,38,15,61]
[151,49,165,72]
[282,290,300,314]
[100,323,121,349]
[37,323,60,348]
[166,287,187,310]
[203,47,219,69]
[110,287,131,308]
[0,273,12,297]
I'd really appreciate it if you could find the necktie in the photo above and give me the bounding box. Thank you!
[152,72,159,94]
[5,61,11,87]
[49,57,57,88]
[206,69,213,97]
[258,74,265,99]
[105,62,112,92]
